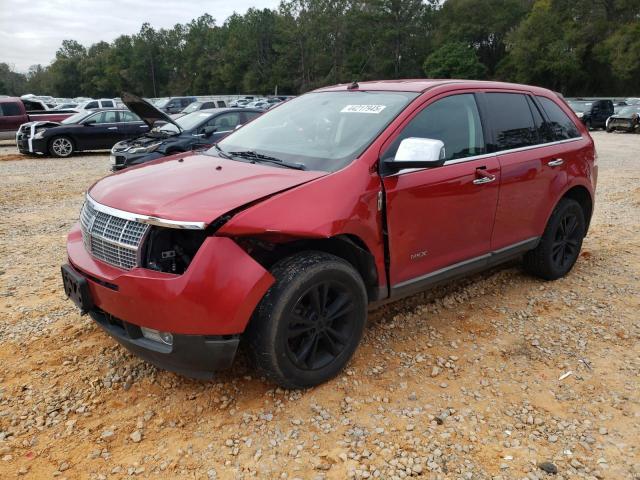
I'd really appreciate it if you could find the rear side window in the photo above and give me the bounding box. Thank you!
[537,97,581,140]
[216,101,226,107]
[102,100,114,108]
[383,93,485,162]
[120,111,141,123]
[485,93,539,151]
[527,97,554,144]
[0,102,22,116]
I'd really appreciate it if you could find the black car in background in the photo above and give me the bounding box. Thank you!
[110,93,262,170]
[155,96,197,114]
[16,109,149,157]
[606,105,640,133]
[568,99,614,130]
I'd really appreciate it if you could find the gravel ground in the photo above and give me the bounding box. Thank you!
[0,132,638,479]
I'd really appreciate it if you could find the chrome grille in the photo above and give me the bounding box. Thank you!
[79,199,149,270]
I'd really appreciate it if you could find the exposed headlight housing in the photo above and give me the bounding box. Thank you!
[128,142,162,154]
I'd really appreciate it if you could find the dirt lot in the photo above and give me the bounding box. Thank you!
[0,133,638,480]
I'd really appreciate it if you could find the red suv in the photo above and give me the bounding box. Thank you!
[62,80,597,388]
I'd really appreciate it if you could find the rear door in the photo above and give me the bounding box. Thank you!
[381,92,500,294]
[118,111,149,139]
[482,92,579,250]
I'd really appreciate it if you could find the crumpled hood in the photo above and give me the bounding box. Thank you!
[88,153,326,223]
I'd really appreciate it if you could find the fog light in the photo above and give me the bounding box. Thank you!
[140,327,174,346]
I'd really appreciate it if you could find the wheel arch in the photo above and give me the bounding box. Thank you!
[234,234,382,302]
[561,185,593,233]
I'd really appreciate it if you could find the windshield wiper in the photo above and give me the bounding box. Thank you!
[228,150,306,170]
[213,144,232,159]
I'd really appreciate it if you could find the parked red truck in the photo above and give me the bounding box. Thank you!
[0,97,75,141]
[62,80,597,388]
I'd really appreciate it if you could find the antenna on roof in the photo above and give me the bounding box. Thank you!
[347,80,359,90]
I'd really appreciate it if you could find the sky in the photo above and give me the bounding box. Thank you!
[0,0,279,72]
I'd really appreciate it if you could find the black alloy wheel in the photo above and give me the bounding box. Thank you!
[285,280,357,371]
[246,251,367,389]
[523,198,586,280]
[551,212,581,271]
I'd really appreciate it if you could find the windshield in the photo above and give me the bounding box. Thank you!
[159,111,213,133]
[215,91,418,172]
[617,106,640,116]
[182,102,201,114]
[568,101,591,113]
[61,111,92,124]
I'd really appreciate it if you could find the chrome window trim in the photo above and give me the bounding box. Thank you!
[386,136,584,176]
[85,195,207,230]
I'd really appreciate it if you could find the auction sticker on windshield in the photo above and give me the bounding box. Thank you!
[341,105,387,114]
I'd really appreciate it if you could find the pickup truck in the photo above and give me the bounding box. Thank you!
[0,97,75,141]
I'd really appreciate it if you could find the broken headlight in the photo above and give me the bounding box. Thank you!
[142,227,207,274]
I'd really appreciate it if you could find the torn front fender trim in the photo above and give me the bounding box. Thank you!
[67,224,275,335]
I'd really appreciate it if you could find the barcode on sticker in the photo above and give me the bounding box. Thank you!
[341,105,387,114]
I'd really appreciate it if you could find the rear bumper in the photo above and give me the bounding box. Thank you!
[90,309,240,378]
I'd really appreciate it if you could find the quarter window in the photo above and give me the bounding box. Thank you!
[383,93,485,162]
[102,100,114,108]
[485,93,540,151]
[537,96,581,140]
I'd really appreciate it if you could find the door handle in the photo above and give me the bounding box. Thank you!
[548,158,564,167]
[107,127,118,130]
[473,168,496,185]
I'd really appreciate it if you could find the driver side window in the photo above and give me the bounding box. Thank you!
[383,94,485,162]
[90,111,118,124]
[210,113,241,132]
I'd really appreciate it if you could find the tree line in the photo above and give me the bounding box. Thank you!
[1,0,639,98]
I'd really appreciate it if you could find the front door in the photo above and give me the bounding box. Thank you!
[381,93,500,295]
[76,110,121,149]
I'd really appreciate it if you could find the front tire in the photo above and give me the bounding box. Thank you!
[49,136,74,158]
[246,251,367,389]
[523,198,586,280]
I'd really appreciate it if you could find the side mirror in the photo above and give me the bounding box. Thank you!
[203,126,217,136]
[383,138,446,171]
[83,119,96,126]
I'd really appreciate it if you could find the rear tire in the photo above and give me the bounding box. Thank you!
[246,251,367,389]
[523,198,585,280]
[49,136,74,158]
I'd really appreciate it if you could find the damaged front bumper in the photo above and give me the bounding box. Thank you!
[65,223,275,376]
